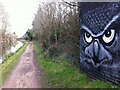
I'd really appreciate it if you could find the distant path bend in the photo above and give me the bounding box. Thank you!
[3,42,41,88]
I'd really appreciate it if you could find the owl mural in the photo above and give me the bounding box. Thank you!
[80,2,120,85]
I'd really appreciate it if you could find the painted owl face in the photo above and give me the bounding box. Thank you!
[80,2,120,68]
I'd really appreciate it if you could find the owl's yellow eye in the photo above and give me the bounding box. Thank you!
[102,29,115,43]
[84,32,93,43]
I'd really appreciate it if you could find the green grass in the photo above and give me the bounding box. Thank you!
[0,43,28,86]
[34,42,119,88]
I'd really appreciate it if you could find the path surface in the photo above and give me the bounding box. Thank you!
[3,43,41,88]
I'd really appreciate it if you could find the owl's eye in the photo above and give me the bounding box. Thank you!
[84,32,93,43]
[102,29,115,44]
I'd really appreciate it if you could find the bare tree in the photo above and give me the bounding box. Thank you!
[0,2,17,61]
[32,2,80,65]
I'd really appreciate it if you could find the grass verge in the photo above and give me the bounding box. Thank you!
[0,43,28,86]
[34,42,119,88]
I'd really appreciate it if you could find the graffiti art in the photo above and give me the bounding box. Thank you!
[80,2,120,85]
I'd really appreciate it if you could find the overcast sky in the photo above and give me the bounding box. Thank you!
[0,0,40,38]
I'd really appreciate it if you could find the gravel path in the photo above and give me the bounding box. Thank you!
[3,42,41,88]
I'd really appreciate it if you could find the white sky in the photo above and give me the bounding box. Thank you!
[0,0,40,38]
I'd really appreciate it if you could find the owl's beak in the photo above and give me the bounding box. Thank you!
[93,40,99,57]
[92,41,101,64]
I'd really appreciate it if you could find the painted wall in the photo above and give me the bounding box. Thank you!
[80,2,120,85]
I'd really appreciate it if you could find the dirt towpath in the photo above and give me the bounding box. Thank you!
[3,42,41,88]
